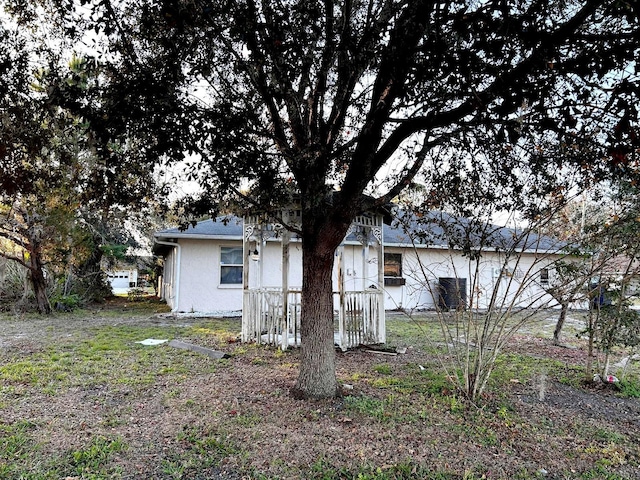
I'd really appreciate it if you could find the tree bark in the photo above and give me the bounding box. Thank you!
[292,239,340,399]
[291,202,352,399]
[553,301,569,345]
[28,249,51,314]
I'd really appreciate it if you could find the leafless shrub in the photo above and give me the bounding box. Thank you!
[396,211,587,402]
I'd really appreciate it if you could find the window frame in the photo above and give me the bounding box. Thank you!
[540,268,549,285]
[383,252,405,286]
[384,252,403,278]
[220,245,243,285]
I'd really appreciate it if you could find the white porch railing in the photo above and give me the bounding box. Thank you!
[242,288,384,351]
[337,290,383,349]
[242,288,302,350]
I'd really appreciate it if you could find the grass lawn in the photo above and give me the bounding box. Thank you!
[1,299,639,479]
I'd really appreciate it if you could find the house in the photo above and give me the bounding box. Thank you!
[153,210,565,317]
[153,217,245,314]
[594,255,640,307]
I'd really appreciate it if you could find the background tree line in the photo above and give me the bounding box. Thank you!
[0,25,172,313]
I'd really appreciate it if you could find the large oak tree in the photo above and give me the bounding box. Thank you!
[10,0,640,397]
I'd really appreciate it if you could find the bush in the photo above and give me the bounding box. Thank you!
[52,294,82,312]
[616,380,640,398]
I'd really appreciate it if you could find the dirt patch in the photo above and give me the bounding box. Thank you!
[1,305,640,479]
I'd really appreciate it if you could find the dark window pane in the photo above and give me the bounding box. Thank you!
[221,266,243,284]
[540,268,549,283]
[384,253,402,277]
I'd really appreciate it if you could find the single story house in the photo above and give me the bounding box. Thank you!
[152,210,566,316]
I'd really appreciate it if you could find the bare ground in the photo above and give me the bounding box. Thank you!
[1,304,640,479]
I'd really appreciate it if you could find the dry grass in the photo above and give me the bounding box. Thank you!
[1,300,640,479]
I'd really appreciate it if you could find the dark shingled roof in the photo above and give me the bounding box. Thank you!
[383,210,565,252]
[155,215,244,239]
[154,212,565,254]
[153,216,243,255]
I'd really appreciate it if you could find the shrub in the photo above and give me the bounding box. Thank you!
[52,294,82,312]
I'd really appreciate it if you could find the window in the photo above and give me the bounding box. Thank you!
[384,253,405,286]
[220,246,243,285]
[540,268,549,285]
[384,253,402,277]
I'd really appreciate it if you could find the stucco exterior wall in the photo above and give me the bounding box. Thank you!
[382,246,559,311]
[340,243,382,292]
[248,240,303,289]
[165,238,382,313]
[174,239,243,312]
[246,241,379,292]
[162,237,560,314]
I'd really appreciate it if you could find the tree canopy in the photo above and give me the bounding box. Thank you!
[0,13,170,311]
[80,0,639,217]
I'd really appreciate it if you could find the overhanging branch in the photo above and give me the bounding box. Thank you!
[368,0,608,174]
[0,250,30,270]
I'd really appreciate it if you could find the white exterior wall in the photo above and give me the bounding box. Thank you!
[383,246,559,311]
[164,239,303,313]
[161,249,177,309]
[174,239,244,312]
[340,243,382,292]
[249,240,303,289]
[163,238,381,313]
[248,241,380,293]
[162,237,560,313]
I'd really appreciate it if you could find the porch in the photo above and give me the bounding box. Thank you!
[241,288,384,351]
[241,210,386,351]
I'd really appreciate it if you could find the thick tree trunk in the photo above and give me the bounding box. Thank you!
[292,241,339,399]
[29,252,51,314]
[553,302,569,345]
[291,203,352,399]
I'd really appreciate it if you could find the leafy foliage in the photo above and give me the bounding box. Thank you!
[0,15,172,311]
[24,0,637,222]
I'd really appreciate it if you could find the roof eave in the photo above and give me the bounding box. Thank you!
[154,234,244,241]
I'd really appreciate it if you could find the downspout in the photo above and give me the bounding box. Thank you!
[155,239,181,313]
